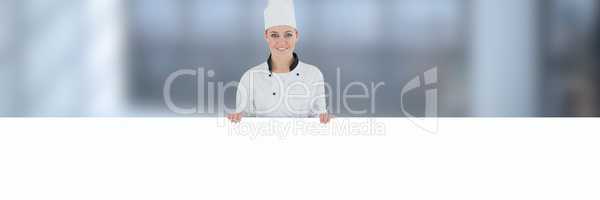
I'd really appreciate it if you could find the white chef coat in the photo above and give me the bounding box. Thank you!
[235,54,327,118]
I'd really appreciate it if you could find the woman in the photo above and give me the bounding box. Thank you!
[227,0,331,124]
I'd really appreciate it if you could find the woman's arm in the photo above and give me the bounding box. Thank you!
[312,70,331,124]
[228,71,255,123]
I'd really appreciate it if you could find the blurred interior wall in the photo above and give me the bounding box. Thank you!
[596,3,600,115]
[471,0,540,116]
[14,0,125,116]
[21,1,86,116]
[0,0,17,115]
[2,0,598,117]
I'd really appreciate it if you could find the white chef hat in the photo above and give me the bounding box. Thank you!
[264,0,297,30]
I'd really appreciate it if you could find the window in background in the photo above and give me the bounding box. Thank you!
[541,0,599,116]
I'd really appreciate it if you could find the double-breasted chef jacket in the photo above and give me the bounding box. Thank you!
[235,53,327,118]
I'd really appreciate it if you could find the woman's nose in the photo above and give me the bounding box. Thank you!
[275,40,288,46]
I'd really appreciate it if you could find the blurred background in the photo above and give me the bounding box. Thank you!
[0,0,598,117]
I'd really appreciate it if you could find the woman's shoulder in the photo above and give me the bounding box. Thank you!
[298,62,324,76]
[240,62,269,76]
[246,62,269,72]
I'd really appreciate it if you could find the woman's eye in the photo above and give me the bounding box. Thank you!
[271,34,279,38]
[285,33,293,38]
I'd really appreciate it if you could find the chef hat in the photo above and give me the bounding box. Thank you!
[264,0,297,30]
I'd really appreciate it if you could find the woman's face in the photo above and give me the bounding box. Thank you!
[265,25,299,57]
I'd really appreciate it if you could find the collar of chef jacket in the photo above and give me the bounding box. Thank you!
[267,52,299,73]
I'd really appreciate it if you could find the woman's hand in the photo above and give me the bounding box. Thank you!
[227,113,242,123]
[319,113,332,124]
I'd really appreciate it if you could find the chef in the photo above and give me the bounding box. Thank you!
[227,0,331,124]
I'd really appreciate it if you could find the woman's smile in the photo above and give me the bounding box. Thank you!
[276,47,290,53]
